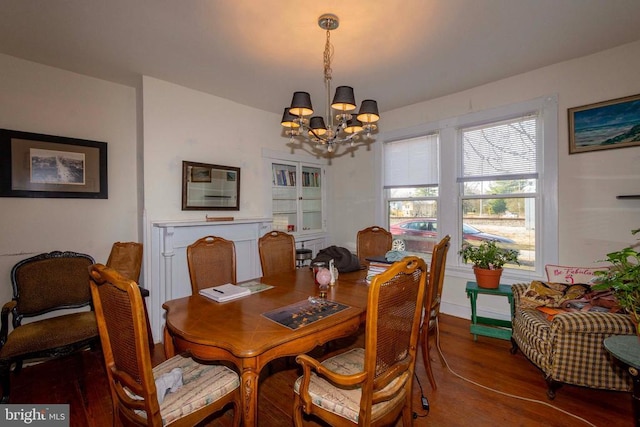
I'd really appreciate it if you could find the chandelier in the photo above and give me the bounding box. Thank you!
[280,14,380,155]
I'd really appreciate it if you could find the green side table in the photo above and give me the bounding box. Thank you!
[465,281,514,341]
[603,335,640,427]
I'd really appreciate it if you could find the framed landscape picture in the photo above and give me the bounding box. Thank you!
[0,129,108,198]
[568,94,640,154]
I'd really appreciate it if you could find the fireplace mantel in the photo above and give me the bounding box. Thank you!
[148,218,272,340]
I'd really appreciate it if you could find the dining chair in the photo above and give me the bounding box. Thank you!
[258,231,296,277]
[293,256,427,426]
[89,263,241,426]
[356,226,393,266]
[106,241,153,350]
[420,235,450,390]
[186,236,236,295]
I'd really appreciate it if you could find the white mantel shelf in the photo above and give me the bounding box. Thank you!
[153,217,273,228]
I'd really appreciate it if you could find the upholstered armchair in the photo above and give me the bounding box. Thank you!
[511,281,634,398]
[0,251,99,402]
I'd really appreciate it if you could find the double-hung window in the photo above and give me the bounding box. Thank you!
[382,95,558,278]
[384,134,440,252]
[458,114,538,271]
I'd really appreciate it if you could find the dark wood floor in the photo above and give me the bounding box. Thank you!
[8,314,633,426]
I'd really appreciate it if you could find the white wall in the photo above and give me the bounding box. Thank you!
[329,40,640,321]
[0,54,138,310]
[141,76,285,222]
[140,77,287,338]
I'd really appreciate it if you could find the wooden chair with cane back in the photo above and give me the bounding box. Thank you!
[293,256,427,426]
[106,242,153,349]
[356,226,393,266]
[420,234,450,390]
[186,236,236,295]
[258,231,296,277]
[89,264,241,426]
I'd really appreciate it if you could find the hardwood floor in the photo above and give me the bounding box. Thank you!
[8,314,633,426]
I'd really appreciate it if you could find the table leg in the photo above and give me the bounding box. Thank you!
[163,326,176,358]
[241,366,260,427]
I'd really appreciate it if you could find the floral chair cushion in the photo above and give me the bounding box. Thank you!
[129,354,239,425]
[293,348,406,423]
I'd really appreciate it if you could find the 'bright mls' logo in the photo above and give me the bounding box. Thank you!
[1,405,69,426]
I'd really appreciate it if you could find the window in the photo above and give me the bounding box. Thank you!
[382,96,558,278]
[458,115,538,271]
[384,134,440,253]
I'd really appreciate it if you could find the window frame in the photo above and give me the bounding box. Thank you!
[381,95,558,282]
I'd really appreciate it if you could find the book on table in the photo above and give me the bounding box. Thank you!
[199,283,252,302]
[366,261,394,284]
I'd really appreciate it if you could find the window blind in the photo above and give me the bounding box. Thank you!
[459,114,538,182]
[384,134,439,188]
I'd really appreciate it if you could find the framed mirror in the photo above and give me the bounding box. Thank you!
[182,161,240,210]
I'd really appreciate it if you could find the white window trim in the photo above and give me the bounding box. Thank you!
[378,95,558,283]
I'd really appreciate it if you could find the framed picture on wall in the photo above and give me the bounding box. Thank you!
[190,166,212,183]
[0,129,108,198]
[568,93,640,154]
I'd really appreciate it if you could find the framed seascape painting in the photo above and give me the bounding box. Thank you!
[0,129,108,199]
[568,94,640,154]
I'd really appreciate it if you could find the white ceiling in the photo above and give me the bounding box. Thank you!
[2,0,640,116]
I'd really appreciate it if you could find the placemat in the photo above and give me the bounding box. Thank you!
[238,280,274,294]
[262,299,350,330]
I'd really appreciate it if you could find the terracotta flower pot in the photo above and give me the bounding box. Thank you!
[473,266,503,289]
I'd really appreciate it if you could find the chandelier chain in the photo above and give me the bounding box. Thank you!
[323,28,333,83]
[323,29,334,128]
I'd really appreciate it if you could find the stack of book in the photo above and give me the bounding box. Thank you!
[365,260,393,284]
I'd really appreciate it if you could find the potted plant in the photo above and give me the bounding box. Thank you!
[459,240,520,288]
[592,229,640,336]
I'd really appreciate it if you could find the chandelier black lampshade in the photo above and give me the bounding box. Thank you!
[344,117,364,134]
[290,92,313,116]
[357,100,380,123]
[281,108,300,129]
[309,116,327,135]
[331,86,357,112]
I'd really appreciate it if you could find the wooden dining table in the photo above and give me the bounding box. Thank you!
[162,267,369,426]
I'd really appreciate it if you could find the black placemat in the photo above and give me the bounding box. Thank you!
[262,299,350,330]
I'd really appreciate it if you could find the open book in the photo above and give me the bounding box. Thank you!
[199,283,252,302]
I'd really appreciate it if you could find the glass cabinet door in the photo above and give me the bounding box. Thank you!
[301,165,322,232]
[271,162,298,232]
[270,161,324,234]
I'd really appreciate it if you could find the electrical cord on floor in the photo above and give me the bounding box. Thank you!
[425,317,598,427]
[412,371,430,419]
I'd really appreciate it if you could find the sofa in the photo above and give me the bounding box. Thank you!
[510,265,635,399]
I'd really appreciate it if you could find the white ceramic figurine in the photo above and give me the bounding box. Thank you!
[329,259,338,285]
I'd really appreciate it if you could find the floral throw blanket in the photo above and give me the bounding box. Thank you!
[520,280,622,315]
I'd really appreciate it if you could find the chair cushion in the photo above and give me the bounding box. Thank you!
[152,355,240,425]
[293,348,406,424]
[0,311,97,360]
